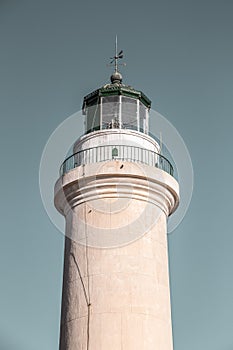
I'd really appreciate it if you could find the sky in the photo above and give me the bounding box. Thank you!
[0,0,233,349]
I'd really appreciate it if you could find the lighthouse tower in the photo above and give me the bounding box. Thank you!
[54,49,179,350]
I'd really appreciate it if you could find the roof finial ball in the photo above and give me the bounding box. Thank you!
[110,71,123,84]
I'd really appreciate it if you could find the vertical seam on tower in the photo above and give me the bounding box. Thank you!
[84,201,91,350]
[70,253,89,307]
[69,166,91,350]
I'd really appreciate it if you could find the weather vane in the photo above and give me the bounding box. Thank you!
[109,36,126,73]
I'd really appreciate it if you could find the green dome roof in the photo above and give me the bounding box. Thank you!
[82,82,151,111]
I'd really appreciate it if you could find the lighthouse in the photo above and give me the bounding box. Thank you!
[54,47,179,350]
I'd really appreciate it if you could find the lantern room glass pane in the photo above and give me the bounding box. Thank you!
[139,101,147,133]
[86,103,100,133]
[121,97,137,130]
[102,96,120,129]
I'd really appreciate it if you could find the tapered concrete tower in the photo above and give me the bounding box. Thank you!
[54,50,179,350]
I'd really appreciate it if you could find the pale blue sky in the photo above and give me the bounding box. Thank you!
[0,1,233,349]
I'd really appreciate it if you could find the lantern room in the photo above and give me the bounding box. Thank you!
[82,72,151,135]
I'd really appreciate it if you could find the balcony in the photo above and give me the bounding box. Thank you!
[60,145,174,177]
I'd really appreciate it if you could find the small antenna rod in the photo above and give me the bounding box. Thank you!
[115,35,118,72]
[109,36,124,72]
[160,131,163,154]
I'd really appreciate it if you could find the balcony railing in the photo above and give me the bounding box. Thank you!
[60,145,174,177]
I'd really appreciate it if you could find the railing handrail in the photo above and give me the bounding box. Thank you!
[60,144,174,177]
